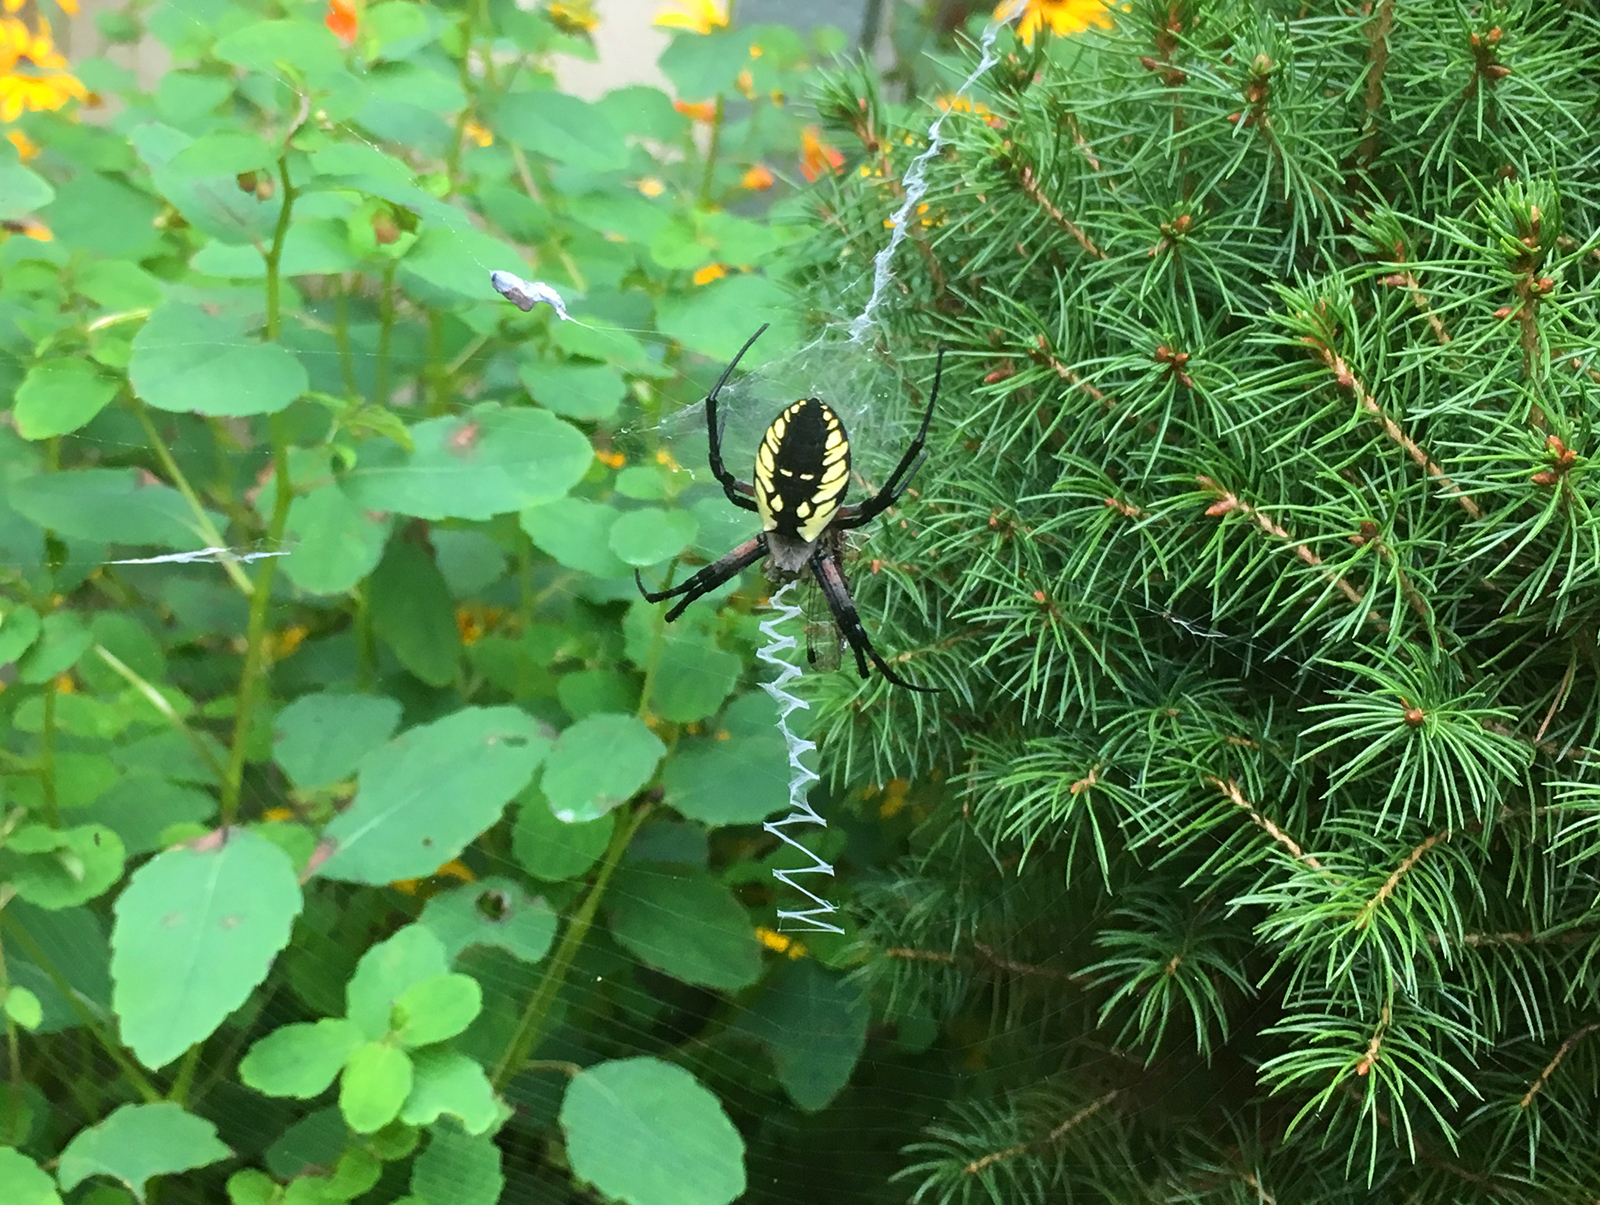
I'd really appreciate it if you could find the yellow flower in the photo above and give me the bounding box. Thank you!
[654,448,680,472]
[673,98,716,122]
[998,0,1114,45]
[756,927,808,959]
[636,176,666,197]
[546,0,597,34]
[692,262,728,286]
[735,68,754,98]
[455,604,507,646]
[2,217,52,241]
[270,625,308,658]
[7,127,35,159]
[937,94,990,116]
[653,0,726,35]
[595,448,625,469]
[6,0,78,12]
[391,858,475,896]
[462,118,493,148]
[0,15,85,121]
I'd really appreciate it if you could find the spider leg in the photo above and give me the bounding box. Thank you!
[809,548,939,693]
[704,324,769,513]
[835,345,946,531]
[635,535,768,622]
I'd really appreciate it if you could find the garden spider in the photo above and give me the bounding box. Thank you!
[635,324,944,693]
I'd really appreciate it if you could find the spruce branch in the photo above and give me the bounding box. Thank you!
[961,1090,1119,1176]
[1194,476,1369,609]
[1207,775,1322,870]
[1517,1022,1600,1109]
[1359,0,1397,166]
[1010,162,1105,260]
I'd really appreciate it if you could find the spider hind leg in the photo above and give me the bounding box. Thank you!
[634,535,768,622]
[809,549,938,693]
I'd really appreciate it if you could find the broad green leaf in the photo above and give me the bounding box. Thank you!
[239,1018,364,1099]
[167,131,273,178]
[648,624,741,724]
[661,693,788,825]
[608,508,699,567]
[317,707,549,884]
[127,122,276,245]
[491,90,628,172]
[411,1124,503,1205]
[76,775,217,857]
[282,485,391,595]
[732,961,868,1111]
[339,1042,413,1134]
[14,359,120,440]
[345,925,450,1039]
[401,225,525,300]
[0,1147,61,1205]
[1,824,125,910]
[520,497,632,578]
[110,830,303,1069]
[560,1058,744,1205]
[57,1103,230,1200]
[4,986,42,1030]
[5,900,112,1034]
[594,86,688,142]
[343,405,593,521]
[400,1049,499,1135]
[658,28,746,98]
[431,529,508,596]
[0,605,41,666]
[129,302,308,417]
[0,163,54,221]
[15,611,93,684]
[656,274,800,362]
[213,18,346,83]
[369,541,460,687]
[273,692,402,789]
[392,974,482,1047]
[606,866,760,991]
[519,361,626,422]
[8,468,215,548]
[191,219,360,278]
[418,876,558,963]
[512,795,614,881]
[540,713,665,823]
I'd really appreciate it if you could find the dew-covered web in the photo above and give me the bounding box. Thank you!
[9,2,1309,1201]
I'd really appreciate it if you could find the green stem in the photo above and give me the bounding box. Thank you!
[1,915,162,1103]
[490,804,652,1091]
[374,261,397,408]
[38,687,57,827]
[699,96,726,206]
[135,408,253,598]
[95,645,226,783]
[221,155,299,826]
[334,275,358,400]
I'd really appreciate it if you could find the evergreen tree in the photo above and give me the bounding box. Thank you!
[800,1,1600,1198]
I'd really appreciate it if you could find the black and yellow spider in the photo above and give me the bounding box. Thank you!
[635,325,944,693]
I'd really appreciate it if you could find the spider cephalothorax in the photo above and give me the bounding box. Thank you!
[635,324,944,692]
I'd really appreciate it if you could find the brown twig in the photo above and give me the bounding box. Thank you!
[1196,477,1370,610]
[884,945,1089,985]
[1356,827,1451,926]
[1013,163,1105,259]
[1519,1022,1600,1108]
[1358,0,1396,165]
[963,1090,1119,1175]
[1207,776,1323,869]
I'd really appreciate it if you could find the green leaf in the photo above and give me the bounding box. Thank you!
[57,1103,231,1201]
[13,359,120,440]
[658,28,746,99]
[4,986,43,1030]
[167,131,274,178]
[606,866,760,991]
[110,830,303,1069]
[399,1050,499,1135]
[656,275,800,362]
[0,163,54,221]
[411,1124,504,1205]
[282,486,392,595]
[0,605,42,666]
[1,824,125,910]
[392,974,482,1046]
[76,775,217,857]
[129,302,308,417]
[239,1018,364,1099]
[127,123,277,245]
[343,405,593,521]
[520,497,632,578]
[608,508,699,567]
[491,91,628,172]
[8,468,216,548]
[212,18,346,83]
[401,225,525,301]
[0,1147,61,1205]
[648,624,741,725]
[560,1058,745,1205]
[345,925,450,1039]
[418,876,558,963]
[512,796,613,881]
[593,86,688,142]
[273,692,402,790]
[733,961,868,1111]
[15,611,94,685]
[5,900,112,1035]
[519,361,626,422]
[661,694,788,825]
[369,541,461,687]
[540,713,665,823]
[339,1042,414,1134]
[317,707,549,885]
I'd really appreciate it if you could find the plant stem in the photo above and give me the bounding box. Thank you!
[135,407,253,597]
[374,261,397,408]
[38,687,57,827]
[699,96,726,206]
[220,156,299,826]
[95,645,226,783]
[490,803,652,1091]
[334,275,358,400]
[1,915,162,1103]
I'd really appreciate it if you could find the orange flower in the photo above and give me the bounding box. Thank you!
[595,448,625,469]
[799,126,843,182]
[7,127,36,159]
[998,0,1114,45]
[1,217,52,241]
[462,118,493,148]
[325,0,358,46]
[692,262,728,286]
[673,98,716,123]
[740,163,774,191]
[653,0,726,35]
[735,68,754,98]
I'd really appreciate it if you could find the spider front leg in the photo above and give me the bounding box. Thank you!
[810,548,938,693]
[702,324,770,514]
[836,345,946,531]
[635,535,768,622]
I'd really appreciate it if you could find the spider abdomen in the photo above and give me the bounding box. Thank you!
[754,397,850,573]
